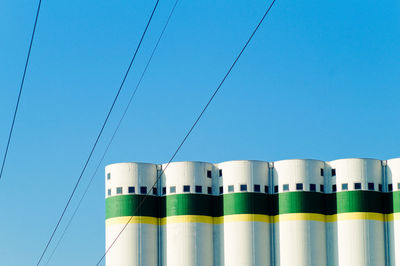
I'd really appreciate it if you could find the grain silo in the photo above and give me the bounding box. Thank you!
[160,161,214,266]
[217,160,271,266]
[104,157,398,266]
[328,158,385,266]
[105,162,159,266]
[272,159,327,266]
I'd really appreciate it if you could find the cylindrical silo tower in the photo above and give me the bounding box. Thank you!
[272,159,327,266]
[160,161,214,266]
[328,158,385,266]
[217,160,271,266]
[386,158,400,266]
[105,162,159,266]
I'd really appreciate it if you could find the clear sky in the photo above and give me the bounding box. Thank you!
[0,0,399,265]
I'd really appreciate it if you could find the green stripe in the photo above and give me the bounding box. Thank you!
[221,193,270,216]
[105,195,158,219]
[387,191,400,213]
[159,194,214,217]
[326,191,385,215]
[105,191,400,219]
[272,192,325,215]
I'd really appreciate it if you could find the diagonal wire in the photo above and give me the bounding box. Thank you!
[0,0,42,181]
[43,1,180,264]
[95,0,277,265]
[36,0,161,264]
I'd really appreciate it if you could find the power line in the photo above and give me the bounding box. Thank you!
[35,0,161,264]
[95,0,277,264]
[43,1,179,264]
[0,0,42,181]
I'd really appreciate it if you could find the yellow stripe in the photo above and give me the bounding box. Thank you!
[274,213,325,223]
[215,214,272,224]
[386,213,400,222]
[106,213,400,225]
[326,212,385,222]
[106,216,158,226]
[160,215,213,225]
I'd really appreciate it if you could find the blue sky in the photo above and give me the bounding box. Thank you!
[0,0,399,265]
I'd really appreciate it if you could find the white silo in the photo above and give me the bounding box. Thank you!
[328,158,385,266]
[217,160,271,266]
[160,161,214,266]
[105,162,159,266]
[386,158,400,266]
[272,159,327,266]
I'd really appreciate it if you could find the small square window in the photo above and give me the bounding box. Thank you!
[332,184,337,192]
[274,185,279,193]
[331,169,336,176]
[240,184,247,192]
[116,187,123,194]
[140,186,147,194]
[228,185,234,192]
[128,186,135,194]
[219,169,222,177]
[379,184,382,192]
[152,187,157,195]
[368,183,374,191]
[388,184,393,192]
[107,173,111,180]
[264,185,269,193]
[207,170,212,178]
[107,189,111,196]
[162,187,166,195]
[320,184,324,192]
[354,183,361,190]
[283,184,289,191]
[219,186,223,194]
[170,186,176,193]
[296,183,303,191]
[342,183,348,191]
[320,169,324,176]
[183,185,190,192]
[398,183,400,190]
[207,187,212,194]
[195,185,202,193]
[310,184,316,192]
[254,184,260,192]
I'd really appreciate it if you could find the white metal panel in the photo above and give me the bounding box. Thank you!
[328,158,385,266]
[105,163,158,266]
[217,160,270,266]
[105,162,158,197]
[273,159,325,192]
[328,158,382,192]
[160,161,214,266]
[273,159,327,266]
[106,223,158,266]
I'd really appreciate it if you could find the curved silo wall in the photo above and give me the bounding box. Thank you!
[160,161,214,266]
[105,162,159,266]
[272,159,327,266]
[103,157,398,266]
[328,158,385,266]
[217,160,271,266]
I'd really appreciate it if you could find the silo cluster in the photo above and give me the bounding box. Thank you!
[105,158,400,266]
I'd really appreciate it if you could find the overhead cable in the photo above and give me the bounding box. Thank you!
[36,0,161,264]
[44,1,179,264]
[95,0,277,264]
[0,0,43,181]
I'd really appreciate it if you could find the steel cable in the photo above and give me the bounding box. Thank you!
[95,0,277,264]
